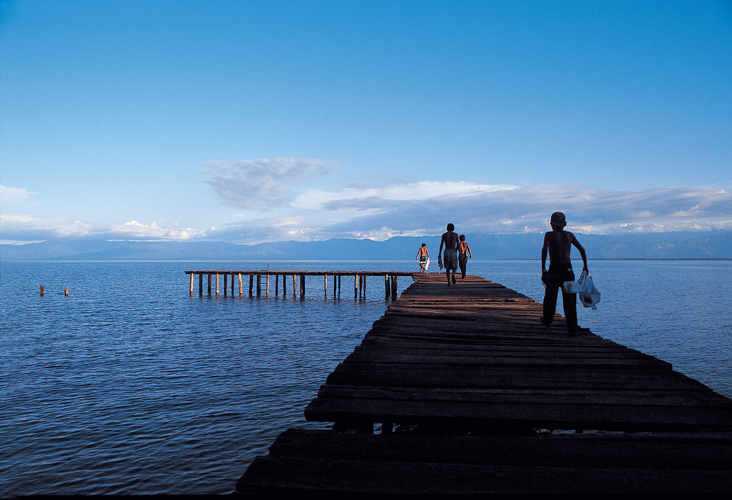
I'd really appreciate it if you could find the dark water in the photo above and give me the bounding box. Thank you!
[1,259,730,496]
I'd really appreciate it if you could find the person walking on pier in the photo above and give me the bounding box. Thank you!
[416,243,430,273]
[438,223,460,285]
[458,235,472,279]
[540,212,588,336]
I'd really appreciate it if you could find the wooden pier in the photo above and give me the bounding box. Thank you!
[185,270,414,299]
[237,273,732,498]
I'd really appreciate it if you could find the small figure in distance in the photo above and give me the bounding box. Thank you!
[416,243,430,273]
[458,235,472,279]
[438,223,460,285]
[540,212,588,337]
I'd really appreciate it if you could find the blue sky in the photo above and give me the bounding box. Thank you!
[1,0,731,245]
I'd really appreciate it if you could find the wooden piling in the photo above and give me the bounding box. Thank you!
[208,274,212,295]
[324,275,328,295]
[354,275,359,298]
[231,274,235,295]
[40,285,44,296]
[275,275,279,297]
[223,274,228,295]
[300,274,305,297]
[190,274,194,295]
[385,274,390,298]
[292,275,296,297]
[249,275,254,296]
[64,286,68,296]
[216,274,220,296]
[199,274,203,295]
[266,275,270,297]
[239,273,243,296]
[257,275,261,296]
[283,275,287,295]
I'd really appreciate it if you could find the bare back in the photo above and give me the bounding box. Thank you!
[441,231,460,251]
[544,230,575,269]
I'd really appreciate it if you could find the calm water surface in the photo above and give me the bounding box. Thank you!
[1,259,730,495]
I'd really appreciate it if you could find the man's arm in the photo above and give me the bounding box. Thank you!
[467,243,472,259]
[541,233,549,275]
[571,235,589,273]
[438,235,445,259]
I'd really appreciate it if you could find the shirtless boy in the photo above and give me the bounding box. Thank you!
[438,223,460,285]
[540,212,588,336]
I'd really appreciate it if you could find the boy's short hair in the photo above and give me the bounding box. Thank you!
[459,235,465,241]
[447,223,455,231]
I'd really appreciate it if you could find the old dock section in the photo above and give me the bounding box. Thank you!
[238,273,732,498]
[185,270,413,299]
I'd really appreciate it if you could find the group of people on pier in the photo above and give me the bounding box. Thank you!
[418,212,589,336]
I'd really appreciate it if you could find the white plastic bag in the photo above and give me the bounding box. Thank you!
[562,271,601,310]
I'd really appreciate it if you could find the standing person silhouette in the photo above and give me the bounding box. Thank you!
[540,212,588,337]
[458,235,472,279]
[438,223,460,285]
[416,243,430,273]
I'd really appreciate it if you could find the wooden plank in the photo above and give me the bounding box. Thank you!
[239,455,732,497]
[304,397,732,432]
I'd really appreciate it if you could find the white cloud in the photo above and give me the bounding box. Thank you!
[201,157,338,211]
[108,220,205,240]
[0,185,35,204]
[0,214,92,237]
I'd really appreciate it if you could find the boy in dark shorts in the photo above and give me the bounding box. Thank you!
[438,223,460,285]
[540,212,588,336]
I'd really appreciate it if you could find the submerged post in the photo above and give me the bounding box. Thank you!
[40,285,45,296]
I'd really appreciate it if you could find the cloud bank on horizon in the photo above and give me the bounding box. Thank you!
[3,160,731,244]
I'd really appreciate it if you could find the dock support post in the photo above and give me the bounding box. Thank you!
[333,275,337,297]
[275,275,279,297]
[293,275,296,297]
[231,274,234,295]
[249,275,253,296]
[363,275,366,297]
[300,274,305,297]
[223,274,227,295]
[257,275,261,296]
[208,274,212,295]
[338,275,341,295]
[392,276,398,299]
[354,274,359,298]
[216,274,220,296]
[283,275,287,295]
[385,274,390,298]
[190,274,194,295]
[239,273,243,296]
[324,274,328,295]
[266,275,270,297]
[199,274,203,295]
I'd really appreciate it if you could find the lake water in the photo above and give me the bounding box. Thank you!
[1,259,731,495]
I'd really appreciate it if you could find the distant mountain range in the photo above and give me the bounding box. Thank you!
[2,231,731,261]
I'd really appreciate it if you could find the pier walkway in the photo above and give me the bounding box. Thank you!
[236,273,732,498]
